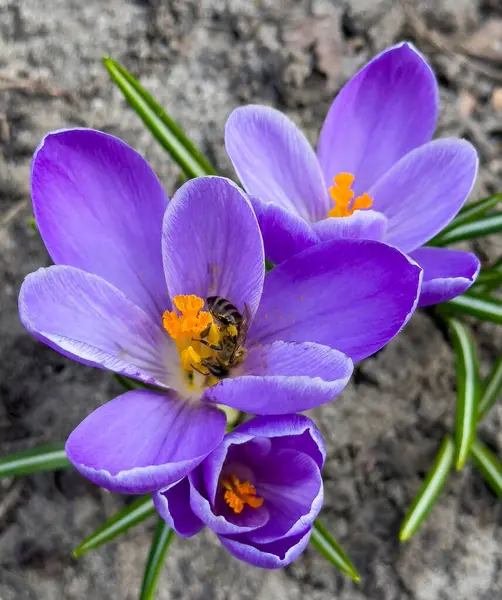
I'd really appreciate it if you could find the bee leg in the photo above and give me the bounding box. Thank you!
[199,323,211,340]
[201,358,228,379]
[190,362,208,376]
[192,338,222,351]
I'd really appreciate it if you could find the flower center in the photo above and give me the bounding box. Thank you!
[327,172,373,218]
[162,294,248,391]
[222,474,264,514]
[162,294,222,386]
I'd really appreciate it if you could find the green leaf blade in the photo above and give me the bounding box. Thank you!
[448,319,479,469]
[140,519,175,600]
[431,213,502,246]
[447,193,502,231]
[113,373,140,391]
[472,268,502,294]
[474,268,502,287]
[0,443,70,478]
[73,495,155,558]
[311,520,360,582]
[492,256,502,270]
[399,435,455,542]
[440,293,502,324]
[470,439,502,498]
[478,356,502,421]
[103,58,216,179]
[265,259,275,272]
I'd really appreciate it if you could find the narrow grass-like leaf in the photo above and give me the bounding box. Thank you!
[431,213,502,246]
[113,373,140,391]
[311,520,360,582]
[448,193,502,230]
[113,374,165,394]
[478,356,502,420]
[448,319,479,469]
[473,258,502,292]
[0,443,70,478]
[440,293,502,324]
[140,519,175,600]
[103,58,216,179]
[265,259,275,272]
[472,268,502,293]
[73,496,155,558]
[470,439,502,498]
[399,435,455,542]
[492,256,502,270]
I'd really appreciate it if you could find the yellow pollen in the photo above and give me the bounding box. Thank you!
[222,475,264,514]
[180,346,203,372]
[327,172,373,218]
[226,323,238,337]
[163,294,213,340]
[162,294,220,378]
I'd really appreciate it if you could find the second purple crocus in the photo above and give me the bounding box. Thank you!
[225,42,480,307]
[154,414,325,568]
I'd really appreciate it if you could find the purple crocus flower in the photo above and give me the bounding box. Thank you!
[18,129,421,494]
[154,414,325,568]
[225,42,480,307]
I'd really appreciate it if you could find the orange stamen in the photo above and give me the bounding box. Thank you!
[222,474,264,514]
[327,172,373,218]
[162,294,213,340]
[162,295,220,378]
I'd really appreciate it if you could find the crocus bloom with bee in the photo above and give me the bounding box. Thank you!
[154,414,325,568]
[19,129,421,494]
[225,42,480,307]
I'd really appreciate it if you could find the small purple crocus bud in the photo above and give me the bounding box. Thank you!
[154,414,326,568]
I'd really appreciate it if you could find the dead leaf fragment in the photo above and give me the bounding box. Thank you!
[458,90,476,118]
[492,88,502,112]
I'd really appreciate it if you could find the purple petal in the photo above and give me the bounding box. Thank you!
[153,479,204,537]
[225,105,329,221]
[188,468,269,535]
[247,449,323,544]
[203,341,353,414]
[163,177,264,318]
[249,195,319,264]
[409,247,480,307]
[65,390,226,494]
[219,528,312,569]
[19,265,173,386]
[370,139,478,253]
[248,239,422,362]
[235,414,326,470]
[201,414,325,504]
[201,437,237,507]
[312,210,387,243]
[221,439,273,483]
[32,129,169,319]
[317,43,438,195]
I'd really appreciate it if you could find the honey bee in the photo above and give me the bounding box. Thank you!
[198,296,251,378]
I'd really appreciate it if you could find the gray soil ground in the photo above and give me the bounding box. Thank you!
[1,0,502,598]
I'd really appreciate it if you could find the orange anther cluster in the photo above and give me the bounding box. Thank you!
[222,475,264,514]
[162,294,222,381]
[162,294,213,340]
[327,172,373,218]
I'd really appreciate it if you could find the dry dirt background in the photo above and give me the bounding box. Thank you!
[1,1,502,599]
